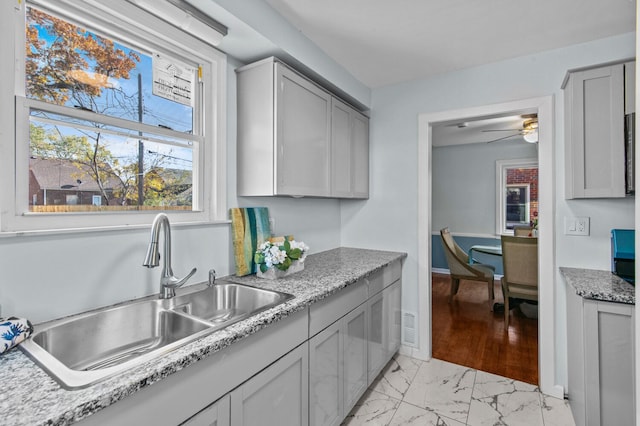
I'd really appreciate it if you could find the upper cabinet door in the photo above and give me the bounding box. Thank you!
[351,112,369,199]
[564,63,626,198]
[624,61,635,115]
[331,98,370,199]
[331,98,353,197]
[275,65,331,197]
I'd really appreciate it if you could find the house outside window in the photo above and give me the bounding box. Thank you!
[496,158,538,235]
[2,0,226,232]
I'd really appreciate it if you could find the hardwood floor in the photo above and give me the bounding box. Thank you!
[431,272,539,385]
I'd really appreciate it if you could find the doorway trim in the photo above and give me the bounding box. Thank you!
[415,95,562,398]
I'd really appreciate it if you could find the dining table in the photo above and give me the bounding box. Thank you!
[468,244,502,264]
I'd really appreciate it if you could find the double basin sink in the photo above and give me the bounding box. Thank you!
[20,281,293,389]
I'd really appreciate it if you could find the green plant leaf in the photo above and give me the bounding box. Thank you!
[284,239,291,252]
[260,263,268,273]
[289,248,302,260]
[276,257,291,271]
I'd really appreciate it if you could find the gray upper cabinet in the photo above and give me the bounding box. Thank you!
[351,113,370,198]
[331,98,369,199]
[562,60,634,199]
[237,57,368,199]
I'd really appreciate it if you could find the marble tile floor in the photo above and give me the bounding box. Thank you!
[342,355,575,426]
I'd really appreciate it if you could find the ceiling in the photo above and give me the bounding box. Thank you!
[264,0,636,89]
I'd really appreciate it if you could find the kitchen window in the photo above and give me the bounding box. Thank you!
[1,0,226,232]
[495,158,538,235]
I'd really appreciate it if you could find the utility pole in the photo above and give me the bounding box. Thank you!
[137,73,144,206]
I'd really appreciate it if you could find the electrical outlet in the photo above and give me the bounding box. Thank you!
[564,216,590,236]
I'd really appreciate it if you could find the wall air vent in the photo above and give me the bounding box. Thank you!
[402,311,417,347]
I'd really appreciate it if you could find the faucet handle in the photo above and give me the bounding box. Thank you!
[163,267,197,289]
[208,269,216,287]
[176,267,197,287]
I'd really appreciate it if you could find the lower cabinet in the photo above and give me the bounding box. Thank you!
[566,292,635,426]
[309,320,343,426]
[231,343,309,426]
[385,279,402,358]
[181,395,231,426]
[343,304,368,411]
[368,278,402,383]
[309,302,367,426]
[367,290,385,383]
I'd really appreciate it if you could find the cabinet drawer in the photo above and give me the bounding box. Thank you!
[309,280,367,337]
[367,260,401,296]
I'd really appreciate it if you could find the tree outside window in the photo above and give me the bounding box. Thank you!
[26,7,196,212]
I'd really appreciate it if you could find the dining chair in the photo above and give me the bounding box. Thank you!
[439,228,495,307]
[513,225,534,237]
[500,235,538,328]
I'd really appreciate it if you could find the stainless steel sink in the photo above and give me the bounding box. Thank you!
[170,282,294,324]
[20,281,293,389]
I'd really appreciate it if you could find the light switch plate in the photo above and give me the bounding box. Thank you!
[564,216,590,236]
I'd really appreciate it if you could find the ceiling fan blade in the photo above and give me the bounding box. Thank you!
[486,133,521,143]
[482,129,524,132]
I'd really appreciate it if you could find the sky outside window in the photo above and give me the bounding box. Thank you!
[26,7,197,210]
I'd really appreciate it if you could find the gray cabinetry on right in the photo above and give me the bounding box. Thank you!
[562,60,635,199]
[566,291,635,426]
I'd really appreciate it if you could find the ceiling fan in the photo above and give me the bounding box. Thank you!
[483,114,539,143]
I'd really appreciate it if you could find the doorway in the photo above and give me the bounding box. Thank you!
[413,96,563,398]
[430,120,539,384]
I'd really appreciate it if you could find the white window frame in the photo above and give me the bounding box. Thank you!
[1,0,227,233]
[495,158,538,235]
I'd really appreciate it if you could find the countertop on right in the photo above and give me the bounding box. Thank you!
[560,267,635,305]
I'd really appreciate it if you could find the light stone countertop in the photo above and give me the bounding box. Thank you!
[0,247,406,426]
[560,267,635,305]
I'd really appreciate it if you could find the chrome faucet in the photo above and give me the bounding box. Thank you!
[143,213,197,299]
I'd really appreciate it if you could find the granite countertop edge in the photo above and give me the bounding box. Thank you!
[560,266,635,305]
[0,247,407,426]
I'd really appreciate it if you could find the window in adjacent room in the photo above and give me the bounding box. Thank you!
[496,158,538,235]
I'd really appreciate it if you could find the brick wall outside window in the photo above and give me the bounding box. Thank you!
[507,167,538,221]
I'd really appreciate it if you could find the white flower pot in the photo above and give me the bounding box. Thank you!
[256,259,305,279]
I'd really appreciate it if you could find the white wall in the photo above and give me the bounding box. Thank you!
[432,140,538,235]
[341,32,636,389]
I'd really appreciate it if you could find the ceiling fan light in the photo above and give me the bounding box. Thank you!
[523,129,538,143]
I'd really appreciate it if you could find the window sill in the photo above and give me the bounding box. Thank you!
[0,219,231,239]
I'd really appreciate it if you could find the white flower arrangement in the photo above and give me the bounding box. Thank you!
[254,238,309,273]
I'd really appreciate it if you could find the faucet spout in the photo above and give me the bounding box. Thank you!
[143,213,197,299]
